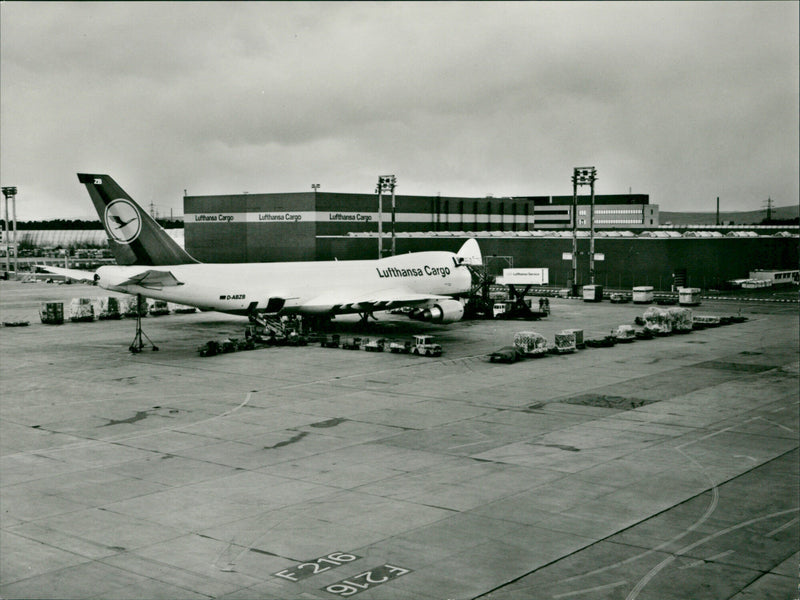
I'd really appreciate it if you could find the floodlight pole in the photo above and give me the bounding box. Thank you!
[588,169,597,284]
[2,191,9,274]
[570,167,598,290]
[570,176,578,293]
[375,180,383,258]
[2,187,17,277]
[376,175,396,258]
[389,176,397,256]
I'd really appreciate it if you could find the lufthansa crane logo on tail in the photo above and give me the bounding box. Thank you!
[104,199,142,244]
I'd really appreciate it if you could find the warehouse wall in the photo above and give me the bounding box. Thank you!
[318,236,799,291]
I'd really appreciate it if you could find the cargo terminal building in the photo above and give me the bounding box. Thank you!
[183,190,797,290]
[184,191,657,262]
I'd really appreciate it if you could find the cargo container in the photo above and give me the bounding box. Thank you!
[39,301,64,325]
[121,296,148,317]
[668,307,693,332]
[94,296,121,320]
[513,331,548,357]
[68,298,95,322]
[554,331,577,353]
[643,307,672,335]
[148,300,170,316]
[582,285,603,302]
[678,287,701,306]
[562,328,585,349]
[632,286,654,303]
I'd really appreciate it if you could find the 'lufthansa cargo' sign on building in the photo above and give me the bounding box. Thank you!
[189,211,381,223]
[187,212,444,224]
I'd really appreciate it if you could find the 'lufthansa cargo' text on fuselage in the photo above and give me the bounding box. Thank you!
[376,265,452,279]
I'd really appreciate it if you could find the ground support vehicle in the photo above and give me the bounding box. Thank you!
[364,338,386,352]
[492,300,547,320]
[320,334,340,348]
[198,340,220,357]
[388,340,412,353]
[341,337,362,350]
[692,315,721,330]
[285,331,308,346]
[614,325,637,342]
[513,331,549,357]
[489,346,521,363]
[586,335,617,348]
[412,335,442,356]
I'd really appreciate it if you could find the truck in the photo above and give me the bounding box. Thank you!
[411,335,442,356]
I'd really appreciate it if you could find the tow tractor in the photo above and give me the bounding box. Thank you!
[411,335,442,356]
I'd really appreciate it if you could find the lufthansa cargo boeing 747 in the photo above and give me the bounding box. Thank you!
[45,174,481,325]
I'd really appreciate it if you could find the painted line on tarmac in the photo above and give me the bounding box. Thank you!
[626,507,799,600]
[552,580,628,598]
[766,517,798,538]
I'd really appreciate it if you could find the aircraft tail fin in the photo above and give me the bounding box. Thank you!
[77,173,198,266]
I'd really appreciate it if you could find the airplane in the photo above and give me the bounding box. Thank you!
[44,173,482,329]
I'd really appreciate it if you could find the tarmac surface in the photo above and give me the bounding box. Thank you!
[1,280,798,599]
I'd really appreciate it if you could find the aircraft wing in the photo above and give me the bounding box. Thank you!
[38,265,97,283]
[302,289,448,313]
[116,269,184,289]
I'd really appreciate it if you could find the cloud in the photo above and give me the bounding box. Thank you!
[1,1,797,220]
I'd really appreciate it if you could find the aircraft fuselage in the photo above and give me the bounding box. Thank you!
[96,250,471,315]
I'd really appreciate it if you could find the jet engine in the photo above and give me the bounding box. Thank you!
[416,299,465,323]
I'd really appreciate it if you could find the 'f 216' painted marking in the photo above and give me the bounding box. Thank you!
[323,564,412,597]
[273,551,360,582]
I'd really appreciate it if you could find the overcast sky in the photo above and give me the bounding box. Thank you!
[1,1,798,221]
